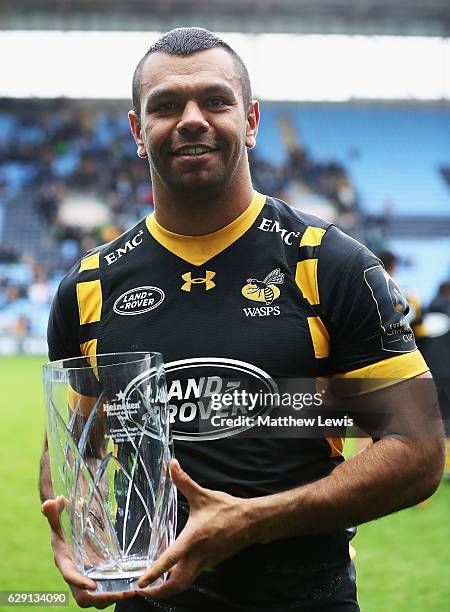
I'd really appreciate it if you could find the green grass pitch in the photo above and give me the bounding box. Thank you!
[0,355,449,611]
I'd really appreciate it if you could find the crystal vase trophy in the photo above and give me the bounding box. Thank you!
[43,352,177,593]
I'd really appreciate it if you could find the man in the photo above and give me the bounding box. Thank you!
[377,249,427,342]
[40,28,444,611]
[426,281,450,478]
[429,281,450,318]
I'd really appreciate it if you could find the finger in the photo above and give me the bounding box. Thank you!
[41,499,95,590]
[137,553,179,588]
[41,496,65,535]
[170,459,203,503]
[137,556,199,600]
[137,536,190,588]
[87,590,137,608]
[56,554,97,591]
[72,586,137,609]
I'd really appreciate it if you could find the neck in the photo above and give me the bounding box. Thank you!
[151,166,254,236]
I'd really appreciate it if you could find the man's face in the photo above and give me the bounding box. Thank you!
[129,48,259,195]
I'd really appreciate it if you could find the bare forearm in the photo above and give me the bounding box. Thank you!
[39,440,103,503]
[39,438,54,503]
[248,436,444,544]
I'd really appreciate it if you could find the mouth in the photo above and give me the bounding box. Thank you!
[170,145,219,161]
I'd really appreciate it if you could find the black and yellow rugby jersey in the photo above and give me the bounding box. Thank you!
[47,191,428,596]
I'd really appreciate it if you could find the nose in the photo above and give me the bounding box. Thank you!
[177,101,209,134]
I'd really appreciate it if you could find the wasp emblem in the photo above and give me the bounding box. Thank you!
[242,268,285,305]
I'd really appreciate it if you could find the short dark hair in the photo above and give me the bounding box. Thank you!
[377,249,398,272]
[438,281,450,296]
[132,27,252,120]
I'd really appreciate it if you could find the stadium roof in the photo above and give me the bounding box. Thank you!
[1,0,450,36]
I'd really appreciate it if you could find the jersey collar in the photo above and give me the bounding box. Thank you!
[145,191,266,266]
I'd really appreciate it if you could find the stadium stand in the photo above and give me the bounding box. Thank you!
[259,104,450,214]
[0,99,449,350]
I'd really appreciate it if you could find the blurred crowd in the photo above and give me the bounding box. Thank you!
[1,99,154,226]
[0,253,53,340]
[0,100,360,342]
[0,100,153,342]
[0,100,448,349]
[250,137,359,236]
[250,146,356,214]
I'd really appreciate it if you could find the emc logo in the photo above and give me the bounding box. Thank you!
[104,230,144,266]
[258,218,300,245]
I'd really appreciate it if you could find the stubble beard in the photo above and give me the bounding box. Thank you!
[149,143,246,201]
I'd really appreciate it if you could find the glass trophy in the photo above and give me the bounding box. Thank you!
[43,352,177,593]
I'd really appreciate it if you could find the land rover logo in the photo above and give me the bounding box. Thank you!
[121,357,278,441]
[113,286,165,316]
[165,358,277,441]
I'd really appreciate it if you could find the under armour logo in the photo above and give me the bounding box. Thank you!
[181,271,216,292]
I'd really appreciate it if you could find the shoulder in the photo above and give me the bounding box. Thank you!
[58,217,148,296]
[264,195,331,235]
[263,195,371,264]
[96,218,148,267]
[316,226,381,313]
[319,225,375,272]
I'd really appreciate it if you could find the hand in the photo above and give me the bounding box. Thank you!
[136,459,255,599]
[41,496,137,609]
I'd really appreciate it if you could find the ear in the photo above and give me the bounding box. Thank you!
[245,100,260,150]
[128,110,147,159]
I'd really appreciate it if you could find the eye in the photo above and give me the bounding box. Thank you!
[155,102,176,112]
[206,98,226,108]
